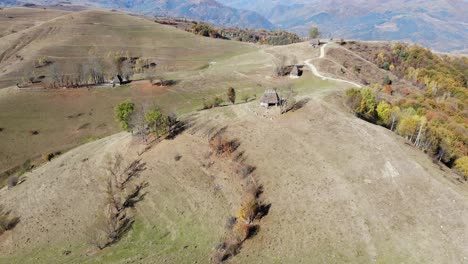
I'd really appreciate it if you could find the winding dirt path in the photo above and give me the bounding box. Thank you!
[305,43,363,88]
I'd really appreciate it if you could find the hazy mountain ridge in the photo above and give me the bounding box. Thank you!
[0,0,275,29]
[219,0,468,53]
[1,0,467,51]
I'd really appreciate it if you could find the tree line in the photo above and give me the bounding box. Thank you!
[190,22,302,46]
[346,86,467,180]
[20,52,158,89]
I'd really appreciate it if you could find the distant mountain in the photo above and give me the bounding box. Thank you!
[0,0,275,30]
[218,0,468,53]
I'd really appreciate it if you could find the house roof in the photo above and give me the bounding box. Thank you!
[260,89,280,105]
[290,65,299,76]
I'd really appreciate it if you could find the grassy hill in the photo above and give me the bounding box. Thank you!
[0,7,466,263]
[0,78,466,263]
[0,8,266,178]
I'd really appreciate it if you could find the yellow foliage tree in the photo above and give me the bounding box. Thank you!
[455,156,468,180]
[376,101,392,126]
[236,199,258,224]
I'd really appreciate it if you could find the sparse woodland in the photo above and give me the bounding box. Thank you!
[189,22,302,46]
[345,43,468,179]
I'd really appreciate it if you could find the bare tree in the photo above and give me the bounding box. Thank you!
[73,63,85,87]
[280,84,297,114]
[129,103,150,142]
[274,55,287,77]
[86,57,105,85]
[88,154,146,250]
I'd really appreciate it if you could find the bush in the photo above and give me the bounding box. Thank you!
[455,156,468,180]
[0,206,20,236]
[209,136,238,157]
[43,152,55,161]
[236,199,258,224]
[115,100,135,131]
[345,88,363,112]
[203,100,213,110]
[234,163,256,178]
[383,75,392,85]
[227,87,236,104]
[213,97,223,107]
[7,176,18,188]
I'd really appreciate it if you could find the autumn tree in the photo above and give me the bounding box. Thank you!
[345,88,362,112]
[144,106,169,137]
[357,88,377,121]
[115,100,135,131]
[455,156,468,180]
[376,101,392,127]
[227,87,236,104]
[308,27,320,39]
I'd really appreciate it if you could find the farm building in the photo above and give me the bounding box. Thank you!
[289,65,304,78]
[260,89,280,107]
[309,39,321,48]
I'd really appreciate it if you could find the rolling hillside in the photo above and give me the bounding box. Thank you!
[1,76,467,263]
[0,7,268,178]
[0,6,466,264]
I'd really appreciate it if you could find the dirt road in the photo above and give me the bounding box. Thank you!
[305,43,363,88]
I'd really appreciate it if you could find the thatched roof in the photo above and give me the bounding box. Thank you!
[260,89,280,105]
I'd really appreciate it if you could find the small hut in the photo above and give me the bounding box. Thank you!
[260,89,280,107]
[289,65,304,78]
[309,39,321,48]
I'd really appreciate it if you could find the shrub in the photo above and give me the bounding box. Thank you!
[382,62,390,70]
[233,222,257,241]
[227,87,236,104]
[213,97,223,107]
[234,163,255,178]
[115,100,135,131]
[0,206,20,236]
[455,156,468,180]
[7,176,18,188]
[43,152,55,161]
[236,199,258,224]
[209,136,238,157]
[203,100,213,109]
[345,88,362,112]
[383,75,392,85]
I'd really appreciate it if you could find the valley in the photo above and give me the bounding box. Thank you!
[0,6,466,264]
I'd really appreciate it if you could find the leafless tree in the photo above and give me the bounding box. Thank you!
[280,84,297,114]
[73,63,85,87]
[129,103,150,142]
[86,57,105,84]
[274,55,287,77]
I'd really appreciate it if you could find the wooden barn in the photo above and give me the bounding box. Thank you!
[260,89,280,107]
